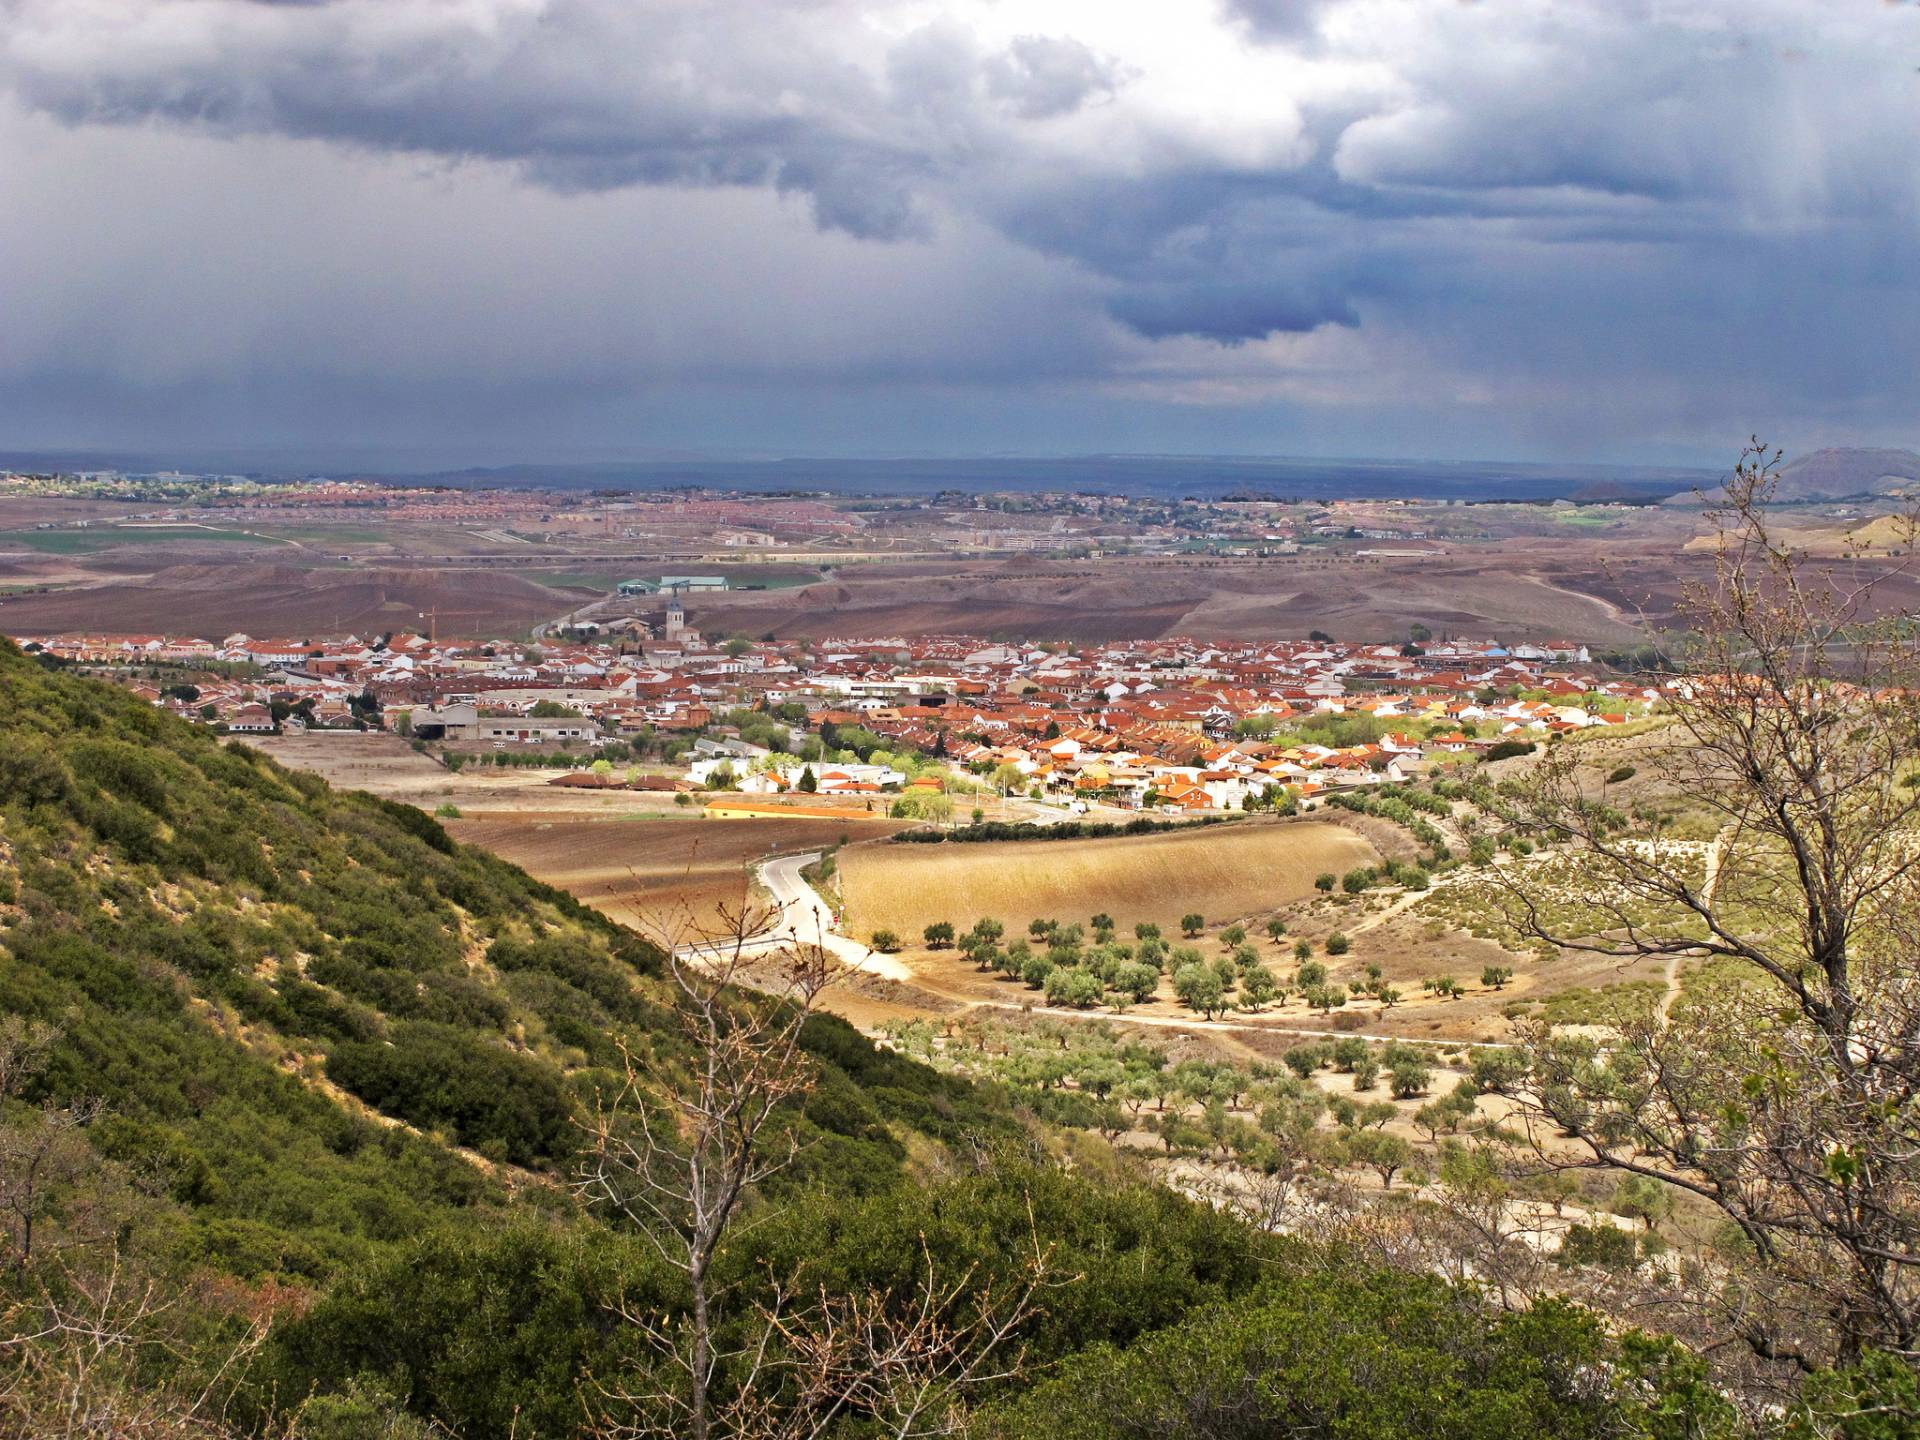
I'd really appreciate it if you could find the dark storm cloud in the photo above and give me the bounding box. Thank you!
[0,0,1917,458]
[5,1,940,236]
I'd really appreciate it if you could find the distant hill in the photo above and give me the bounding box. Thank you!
[1771,447,1920,502]
[1659,446,1920,506]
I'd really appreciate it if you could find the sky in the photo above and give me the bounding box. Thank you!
[0,0,1917,471]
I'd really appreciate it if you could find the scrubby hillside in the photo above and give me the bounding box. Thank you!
[0,644,986,1246]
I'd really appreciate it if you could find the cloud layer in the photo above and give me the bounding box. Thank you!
[1,0,1916,463]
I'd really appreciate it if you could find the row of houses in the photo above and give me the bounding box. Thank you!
[22,624,1653,793]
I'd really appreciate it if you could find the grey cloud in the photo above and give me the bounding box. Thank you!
[1221,0,1334,43]
[0,0,1916,458]
[983,36,1123,120]
[1109,279,1358,344]
[4,0,942,236]
[4,0,1915,340]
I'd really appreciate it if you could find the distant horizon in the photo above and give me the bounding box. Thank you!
[0,441,1741,484]
[0,442,1745,506]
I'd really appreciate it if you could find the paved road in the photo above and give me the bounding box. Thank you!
[674,850,910,982]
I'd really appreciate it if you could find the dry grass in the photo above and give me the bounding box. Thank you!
[839,820,1377,937]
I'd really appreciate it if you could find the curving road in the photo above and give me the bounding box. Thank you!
[674,850,910,982]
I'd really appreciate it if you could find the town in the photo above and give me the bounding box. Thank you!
[26,609,1655,817]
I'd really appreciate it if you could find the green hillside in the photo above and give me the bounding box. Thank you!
[0,644,987,1257]
[0,644,1755,1437]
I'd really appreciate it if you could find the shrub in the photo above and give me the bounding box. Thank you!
[1282,1044,1328,1078]
[326,1023,574,1167]
[1388,1059,1432,1099]
[1484,739,1536,763]
[1557,1222,1639,1271]
[870,929,903,953]
[1325,932,1351,956]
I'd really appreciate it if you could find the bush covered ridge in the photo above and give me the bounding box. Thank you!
[0,640,989,1261]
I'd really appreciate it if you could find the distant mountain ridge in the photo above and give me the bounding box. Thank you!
[1773,447,1920,501]
[1658,446,1920,506]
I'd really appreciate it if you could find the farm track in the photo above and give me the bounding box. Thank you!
[898,972,1508,1052]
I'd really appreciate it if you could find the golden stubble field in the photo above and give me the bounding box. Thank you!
[838,819,1378,938]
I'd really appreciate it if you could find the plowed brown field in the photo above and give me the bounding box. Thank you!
[449,814,907,933]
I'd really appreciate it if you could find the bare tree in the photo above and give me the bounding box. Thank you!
[575,896,830,1440]
[1203,1163,1311,1237]
[730,1231,1055,1440]
[577,896,1056,1439]
[1418,1142,1554,1313]
[1484,442,1920,1367]
[1,1247,272,1439]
